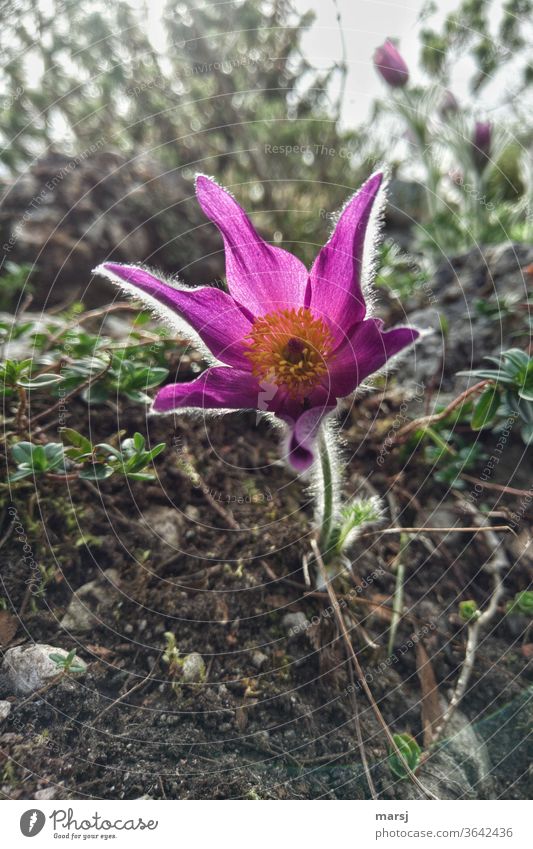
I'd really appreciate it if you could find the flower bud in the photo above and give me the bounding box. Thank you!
[471,120,492,172]
[439,90,459,118]
[373,40,409,88]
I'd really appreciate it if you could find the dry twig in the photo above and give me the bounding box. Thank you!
[311,540,438,800]
[432,510,507,742]
[394,380,490,441]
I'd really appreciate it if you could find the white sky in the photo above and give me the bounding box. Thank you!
[292,0,510,125]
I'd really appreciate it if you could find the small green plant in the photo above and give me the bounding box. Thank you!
[459,600,480,622]
[9,442,67,481]
[375,241,430,301]
[49,648,86,674]
[85,354,169,404]
[420,428,486,490]
[506,591,533,617]
[388,732,421,780]
[329,497,383,557]
[58,353,168,405]
[162,631,182,677]
[460,348,533,444]
[0,359,63,398]
[9,431,166,483]
[473,296,518,322]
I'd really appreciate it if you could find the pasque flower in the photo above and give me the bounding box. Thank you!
[471,120,492,173]
[95,172,419,471]
[439,90,459,119]
[373,40,409,88]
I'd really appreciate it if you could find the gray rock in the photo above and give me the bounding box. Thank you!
[0,700,12,720]
[60,568,120,632]
[401,241,533,393]
[282,612,309,636]
[0,644,86,696]
[251,651,269,670]
[142,507,182,549]
[184,505,200,522]
[35,787,58,800]
[387,703,495,800]
[0,150,222,307]
[181,652,206,684]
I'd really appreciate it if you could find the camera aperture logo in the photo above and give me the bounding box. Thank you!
[20,808,159,839]
[20,809,46,837]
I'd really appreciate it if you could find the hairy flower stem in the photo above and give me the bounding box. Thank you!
[317,427,337,558]
[397,89,439,219]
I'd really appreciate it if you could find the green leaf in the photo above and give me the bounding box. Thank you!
[147,442,166,460]
[17,373,64,389]
[459,600,480,622]
[508,591,533,616]
[93,443,122,460]
[388,733,421,780]
[126,471,156,481]
[60,428,92,454]
[471,385,501,430]
[142,367,168,388]
[82,383,110,404]
[45,444,67,469]
[79,464,115,481]
[518,384,533,402]
[124,389,152,404]
[8,467,34,482]
[29,445,47,470]
[11,441,35,465]
[503,348,530,371]
[133,432,145,452]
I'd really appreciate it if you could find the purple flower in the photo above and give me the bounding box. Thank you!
[472,120,492,172]
[373,40,409,88]
[94,173,419,471]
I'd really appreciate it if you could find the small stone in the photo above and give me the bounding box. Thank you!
[181,652,206,684]
[0,700,12,720]
[60,569,120,632]
[282,612,309,636]
[142,507,182,548]
[251,651,269,670]
[0,644,86,696]
[35,787,57,800]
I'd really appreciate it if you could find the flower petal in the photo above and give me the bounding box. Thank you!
[285,404,336,471]
[309,172,384,337]
[195,175,308,315]
[327,318,420,397]
[152,367,260,413]
[94,263,252,368]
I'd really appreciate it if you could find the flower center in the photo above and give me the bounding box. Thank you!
[244,307,334,398]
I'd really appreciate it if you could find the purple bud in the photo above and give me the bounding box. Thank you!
[373,40,409,88]
[439,90,459,118]
[471,120,492,172]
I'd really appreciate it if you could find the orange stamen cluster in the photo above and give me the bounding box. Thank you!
[244,307,334,398]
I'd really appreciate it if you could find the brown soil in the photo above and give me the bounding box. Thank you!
[1,390,532,800]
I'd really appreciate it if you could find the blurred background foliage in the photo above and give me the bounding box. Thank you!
[0,0,531,305]
[0,0,374,303]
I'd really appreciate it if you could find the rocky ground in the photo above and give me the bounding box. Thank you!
[0,241,532,800]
